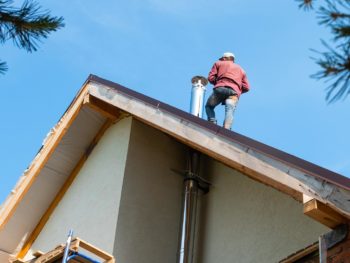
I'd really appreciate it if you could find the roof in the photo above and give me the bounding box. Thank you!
[1,74,350,258]
[88,75,350,191]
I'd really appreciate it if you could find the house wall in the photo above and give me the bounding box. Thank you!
[194,156,329,263]
[113,119,187,263]
[25,116,329,263]
[25,117,133,259]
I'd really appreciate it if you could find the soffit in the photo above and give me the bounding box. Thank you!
[0,106,106,253]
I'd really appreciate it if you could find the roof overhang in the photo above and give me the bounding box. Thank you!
[1,74,350,258]
[86,75,350,216]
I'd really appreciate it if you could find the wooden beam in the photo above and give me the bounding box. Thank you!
[304,199,347,229]
[0,84,90,229]
[279,242,318,263]
[303,193,313,204]
[83,94,120,121]
[87,83,350,216]
[16,120,114,259]
[76,238,114,262]
[17,238,114,263]
[32,251,44,258]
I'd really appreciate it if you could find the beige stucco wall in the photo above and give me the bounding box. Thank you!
[26,117,133,259]
[113,120,328,263]
[26,117,329,262]
[194,156,329,263]
[113,119,187,263]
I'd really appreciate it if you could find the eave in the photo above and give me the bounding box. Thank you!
[1,74,350,259]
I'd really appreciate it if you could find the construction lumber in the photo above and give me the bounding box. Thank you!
[32,251,44,257]
[75,238,114,262]
[304,199,347,229]
[279,242,318,263]
[83,94,120,121]
[16,238,114,263]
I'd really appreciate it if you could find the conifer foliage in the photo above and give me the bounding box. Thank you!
[296,0,350,103]
[0,0,64,74]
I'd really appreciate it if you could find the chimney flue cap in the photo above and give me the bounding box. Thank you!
[191,76,208,86]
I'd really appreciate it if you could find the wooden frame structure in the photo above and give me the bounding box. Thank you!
[12,238,115,263]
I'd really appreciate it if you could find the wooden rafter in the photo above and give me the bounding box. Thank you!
[304,199,347,229]
[83,94,120,121]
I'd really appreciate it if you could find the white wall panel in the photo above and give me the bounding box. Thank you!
[26,117,132,259]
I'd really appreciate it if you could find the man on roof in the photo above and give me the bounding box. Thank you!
[205,52,250,130]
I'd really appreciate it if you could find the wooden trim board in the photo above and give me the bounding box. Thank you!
[83,94,120,121]
[279,242,318,263]
[304,199,347,229]
[15,238,114,263]
[86,83,350,218]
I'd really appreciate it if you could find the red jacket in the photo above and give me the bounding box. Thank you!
[208,60,250,98]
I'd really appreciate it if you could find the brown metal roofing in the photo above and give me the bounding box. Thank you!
[87,74,350,191]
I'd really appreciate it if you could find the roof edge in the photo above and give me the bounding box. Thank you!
[87,74,350,191]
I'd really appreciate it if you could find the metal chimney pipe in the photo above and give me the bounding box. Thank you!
[177,151,200,263]
[177,76,209,263]
[190,76,208,117]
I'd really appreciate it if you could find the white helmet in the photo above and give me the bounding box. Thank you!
[222,52,235,59]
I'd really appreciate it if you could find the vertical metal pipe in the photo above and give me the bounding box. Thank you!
[319,235,327,263]
[177,76,209,263]
[177,178,198,263]
[177,151,200,263]
[62,229,73,263]
[190,76,208,117]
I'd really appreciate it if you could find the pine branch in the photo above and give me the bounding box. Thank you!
[296,0,350,102]
[318,4,350,27]
[295,0,315,10]
[311,41,350,103]
[332,25,350,41]
[0,0,64,52]
[0,59,7,74]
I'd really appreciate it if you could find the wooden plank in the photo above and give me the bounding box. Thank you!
[17,238,114,263]
[279,242,318,263]
[76,238,115,262]
[33,246,65,263]
[16,120,114,259]
[32,250,44,257]
[0,84,90,229]
[85,85,302,202]
[87,83,350,217]
[303,193,313,204]
[304,199,347,229]
[85,86,302,201]
[83,94,120,121]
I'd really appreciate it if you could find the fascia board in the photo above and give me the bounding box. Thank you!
[87,80,350,218]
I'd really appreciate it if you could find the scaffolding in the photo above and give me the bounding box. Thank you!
[12,237,115,263]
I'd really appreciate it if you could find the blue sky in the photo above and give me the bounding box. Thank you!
[1,0,350,203]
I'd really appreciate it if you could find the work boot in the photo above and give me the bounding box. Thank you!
[208,118,217,125]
